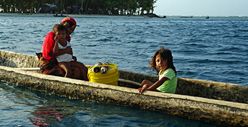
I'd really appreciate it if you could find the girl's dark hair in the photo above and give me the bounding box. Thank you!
[52,24,66,33]
[150,47,177,74]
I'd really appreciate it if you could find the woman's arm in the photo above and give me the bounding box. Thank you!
[53,41,59,55]
[42,32,56,60]
[53,35,72,56]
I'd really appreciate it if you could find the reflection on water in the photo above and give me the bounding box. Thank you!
[30,106,64,126]
[0,81,216,127]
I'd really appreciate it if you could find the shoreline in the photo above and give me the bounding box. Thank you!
[1,12,248,19]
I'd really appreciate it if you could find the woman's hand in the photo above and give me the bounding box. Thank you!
[54,34,59,43]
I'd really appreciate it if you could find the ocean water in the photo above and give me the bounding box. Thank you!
[0,80,215,127]
[0,14,247,85]
[0,14,247,126]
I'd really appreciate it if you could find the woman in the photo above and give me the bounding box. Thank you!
[42,17,77,61]
[40,17,88,81]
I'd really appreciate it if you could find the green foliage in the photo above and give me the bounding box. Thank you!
[0,0,156,15]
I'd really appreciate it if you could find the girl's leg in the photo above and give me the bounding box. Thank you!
[58,62,71,77]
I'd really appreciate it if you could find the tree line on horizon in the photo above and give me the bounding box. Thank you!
[0,0,157,15]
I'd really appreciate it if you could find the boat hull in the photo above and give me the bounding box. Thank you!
[1,50,248,126]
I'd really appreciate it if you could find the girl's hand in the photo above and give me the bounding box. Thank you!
[138,84,149,94]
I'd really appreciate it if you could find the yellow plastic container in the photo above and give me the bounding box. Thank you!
[88,64,119,85]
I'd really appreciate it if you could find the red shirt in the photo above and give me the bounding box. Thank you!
[42,32,71,61]
[42,32,55,61]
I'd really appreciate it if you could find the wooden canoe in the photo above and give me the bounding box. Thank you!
[1,50,248,126]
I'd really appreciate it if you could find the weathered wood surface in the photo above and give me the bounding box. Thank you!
[1,50,248,126]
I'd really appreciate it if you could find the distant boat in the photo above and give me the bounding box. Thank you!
[206,16,210,19]
[180,16,193,18]
[53,13,66,17]
[1,50,248,127]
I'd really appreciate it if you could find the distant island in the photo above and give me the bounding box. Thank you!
[0,0,159,17]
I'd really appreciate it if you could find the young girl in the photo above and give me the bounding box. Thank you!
[138,47,177,94]
[51,24,88,80]
[52,24,74,63]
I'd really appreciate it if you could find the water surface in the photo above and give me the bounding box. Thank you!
[0,81,216,127]
[1,14,247,126]
[0,14,247,85]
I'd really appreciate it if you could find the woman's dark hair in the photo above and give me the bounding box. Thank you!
[150,47,176,74]
[61,21,75,29]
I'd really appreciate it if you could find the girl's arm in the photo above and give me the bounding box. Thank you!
[58,47,72,56]
[139,77,168,93]
[65,42,73,55]
[66,46,73,55]
[148,77,168,90]
[58,41,73,55]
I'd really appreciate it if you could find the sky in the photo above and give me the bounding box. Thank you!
[154,0,248,16]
